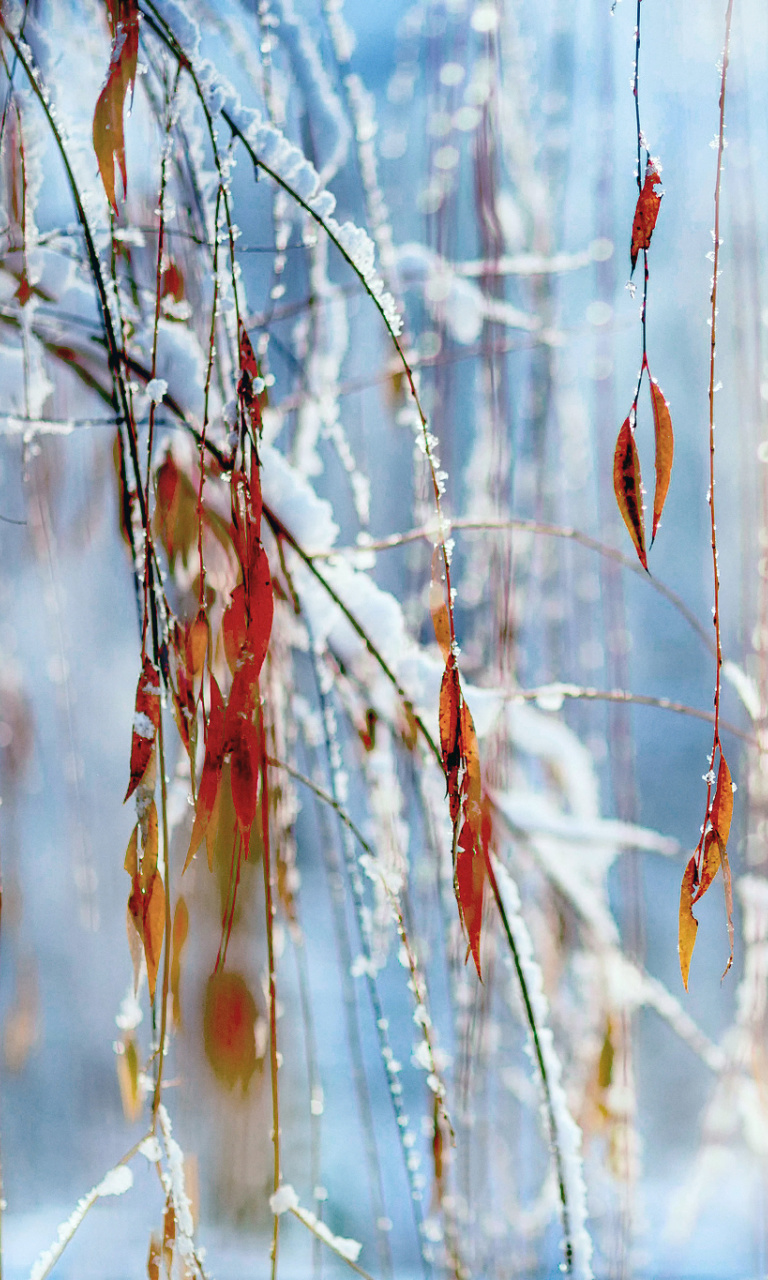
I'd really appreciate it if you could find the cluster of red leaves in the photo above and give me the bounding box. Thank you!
[93,0,139,214]
[431,559,487,978]
[679,753,735,988]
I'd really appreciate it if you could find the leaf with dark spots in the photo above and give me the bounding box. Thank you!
[631,158,663,273]
[649,376,674,543]
[439,658,462,821]
[124,654,160,802]
[614,415,647,569]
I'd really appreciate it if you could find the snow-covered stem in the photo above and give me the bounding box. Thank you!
[487,856,594,1279]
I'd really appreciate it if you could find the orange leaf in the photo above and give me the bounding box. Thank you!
[203,970,259,1090]
[631,158,663,273]
[679,855,699,990]
[614,416,647,570]
[186,608,208,680]
[649,376,674,543]
[710,753,734,849]
[459,700,482,837]
[171,896,189,1030]
[92,0,139,214]
[691,829,721,905]
[439,658,462,823]
[147,1234,161,1280]
[125,655,161,802]
[456,820,485,980]
[184,676,226,872]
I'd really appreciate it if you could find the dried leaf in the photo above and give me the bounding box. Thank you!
[125,655,161,802]
[649,376,674,542]
[721,841,734,978]
[147,1234,161,1280]
[614,415,647,570]
[456,820,484,980]
[92,0,139,213]
[126,802,165,1000]
[117,1033,142,1122]
[185,676,226,873]
[203,970,259,1091]
[679,854,699,990]
[631,158,663,273]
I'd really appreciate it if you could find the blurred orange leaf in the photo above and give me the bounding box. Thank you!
[171,896,189,1030]
[125,803,165,1000]
[429,549,452,662]
[203,970,259,1090]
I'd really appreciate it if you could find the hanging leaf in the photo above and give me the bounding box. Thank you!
[154,454,199,573]
[184,676,226,873]
[171,896,189,1030]
[649,376,674,542]
[630,158,663,273]
[203,970,260,1091]
[691,829,721,905]
[614,415,647,570]
[186,608,208,680]
[92,0,140,214]
[459,699,482,837]
[238,323,266,437]
[147,1234,161,1280]
[125,654,161,802]
[456,820,485,980]
[679,855,699,991]
[710,753,734,848]
[245,544,273,680]
[116,1032,142,1122]
[222,583,247,673]
[439,658,462,822]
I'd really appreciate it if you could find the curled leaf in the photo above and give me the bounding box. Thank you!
[679,854,699,990]
[92,0,139,214]
[614,415,647,570]
[631,158,663,273]
[649,376,674,543]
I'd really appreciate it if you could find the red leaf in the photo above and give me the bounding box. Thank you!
[439,658,462,822]
[224,657,262,842]
[203,970,260,1091]
[649,376,674,543]
[186,608,208,680]
[456,820,485,980]
[125,655,161,802]
[631,158,663,273]
[614,415,647,570]
[92,0,139,214]
[245,544,273,680]
[459,699,482,838]
[222,583,248,673]
[184,676,226,872]
[679,854,699,991]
